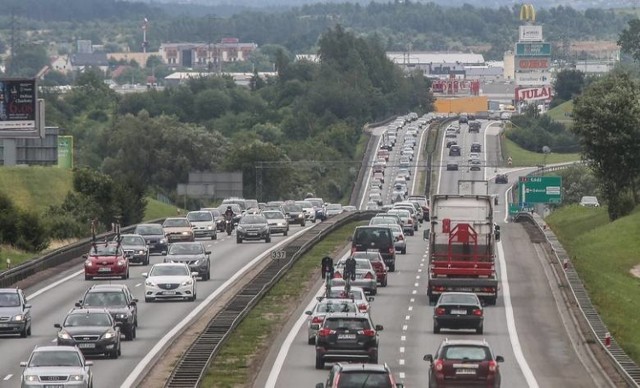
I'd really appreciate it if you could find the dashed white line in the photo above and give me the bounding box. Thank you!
[401,335,406,341]
[399,347,405,353]
[399,359,405,366]
[3,375,12,381]
[402,325,408,331]
[51,338,56,343]
[412,290,417,295]
[408,306,413,312]
[135,283,142,287]
[410,298,415,303]
[419,263,424,267]
[418,268,422,273]
[399,372,406,379]
[416,275,420,279]
[404,315,411,321]
[414,282,419,287]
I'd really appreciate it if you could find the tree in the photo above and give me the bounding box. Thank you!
[553,69,585,102]
[618,19,640,62]
[572,70,640,220]
[6,44,49,77]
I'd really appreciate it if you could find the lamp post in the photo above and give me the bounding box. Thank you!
[542,145,551,174]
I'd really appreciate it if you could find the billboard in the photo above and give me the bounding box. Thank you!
[515,71,552,86]
[0,79,37,132]
[519,25,543,42]
[57,135,73,169]
[516,42,551,57]
[515,86,552,101]
[515,57,550,72]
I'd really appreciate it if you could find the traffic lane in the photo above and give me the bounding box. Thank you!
[270,226,428,387]
[0,228,306,387]
[500,222,598,387]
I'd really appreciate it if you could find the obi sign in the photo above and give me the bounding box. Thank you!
[515,86,552,101]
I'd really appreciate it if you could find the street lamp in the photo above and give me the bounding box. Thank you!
[542,145,551,174]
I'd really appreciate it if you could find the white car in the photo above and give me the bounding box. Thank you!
[325,203,344,217]
[579,196,600,207]
[143,263,198,302]
[326,286,374,313]
[296,200,317,223]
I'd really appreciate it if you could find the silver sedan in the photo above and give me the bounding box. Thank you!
[331,258,378,295]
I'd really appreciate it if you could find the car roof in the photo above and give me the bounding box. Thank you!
[33,345,81,353]
[68,308,111,315]
[323,312,371,319]
[440,338,490,346]
[164,217,189,221]
[0,288,19,293]
[336,363,389,372]
[88,284,128,291]
[152,262,189,268]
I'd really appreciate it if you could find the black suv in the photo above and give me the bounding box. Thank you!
[55,308,122,359]
[76,284,138,340]
[315,312,383,369]
[424,339,504,387]
[495,174,508,184]
[448,145,461,157]
[469,121,481,133]
[470,142,482,153]
[351,226,396,272]
[282,203,306,226]
[317,363,404,388]
[0,288,32,337]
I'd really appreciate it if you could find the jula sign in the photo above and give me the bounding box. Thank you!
[515,86,552,101]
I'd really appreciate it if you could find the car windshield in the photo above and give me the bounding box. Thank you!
[163,219,190,228]
[352,252,380,262]
[168,243,203,255]
[327,204,342,210]
[439,294,478,305]
[240,215,267,224]
[89,245,119,256]
[443,346,490,361]
[283,205,303,212]
[317,302,357,313]
[308,199,323,207]
[135,225,163,235]
[324,318,370,330]
[150,265,189,277]
[121,236,145,245]
[64,313,112,327]
[29,351,82,367]
[328,289,365,301]
[0,292,20,307]
[337,372,393,388]
[187,212,213,222]
[388,210,410,218]
[337,259,371,270]
[262,212,284,220]
[296,201,313,208]
[353,228,392,249]
[83,291,127,307]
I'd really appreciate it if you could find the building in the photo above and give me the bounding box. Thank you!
[69,53,109,73]
[164,71,277,88]
[108,52,154,67]
[387,52,485,77]
[50,55,71,74]
[159,38,258,68]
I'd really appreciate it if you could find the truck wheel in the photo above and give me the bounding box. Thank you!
[433,322,440,334]
[487,297,497,306]
[476,325,484,335]
[388,263,395,272]
[236,237,243,244]
[283,230,288,236]
[315,353,325,369]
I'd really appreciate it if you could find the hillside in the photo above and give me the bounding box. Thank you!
[546,100,574,127]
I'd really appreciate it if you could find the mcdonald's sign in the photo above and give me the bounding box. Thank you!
[519,4,536,22]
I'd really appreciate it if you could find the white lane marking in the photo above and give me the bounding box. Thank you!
[414,283,418,287]
[125,226,313,388]
[498,240,539,388]
[264,251,350,388]
[51,338,56,343]
[28,269,84,299]
[399,372,406,379]
[401,335,406,341]
[408,306,413,312]
[399,347,405,353]
[410,298,415,303]
[416,275,420,280]
[135,283,142,287]
[419,263,424,267]
[402,325,408,331]
[3,374,12,381]
[399,359,405,366]
[412,290,417,295]
[404,315,410,321]
[418,268,422,273]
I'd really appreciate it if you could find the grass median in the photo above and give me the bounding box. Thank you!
[546,205,640,362]
[201,220,364,387]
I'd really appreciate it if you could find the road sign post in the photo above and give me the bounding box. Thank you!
[518,176,562,205]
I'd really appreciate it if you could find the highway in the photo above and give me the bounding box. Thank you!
[257,118,608,387]
[0,224,313,387]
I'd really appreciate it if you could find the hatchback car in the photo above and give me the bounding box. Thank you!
[163,242,211,280]
[55,308,121,359]
[143,263,197,302]
[351,226,396,272]
[20,346,93,388]
[470,142,482,153]
[296,200,317,223]
[186,210,217,240]
[305,298,359,345]
[315,312,383,369]
[351,251,388,287]
[433,292,484,334]
[162,217,194,243]
[332,258,378,295]
[76,284,138,340]
[424,339,504,387]
[317,362,404,388]
[236,214,271,243]
[326,286,374,314]
[133,223,167,255]
[282,203,306,226]
[83,242,129,280]
[386,223,406,254]
[0,288,31,338]
[262,210,289,235]
[470,159,482,171]
[448,145,461,157]
[446,162,459,171]
[325,203,344,217]
[495,174,509,184]
[386,209,414,236]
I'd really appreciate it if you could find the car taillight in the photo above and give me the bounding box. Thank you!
[351,246,356,255]
[364,272,374,279]
[433,286,446,292]
[358,304,368,311]
[435,307,446,315]
[489,360,498,373]
[473,309,483,316]
[408,219,413,224]
[396,235,404,241]
[333,272,342,279]
[318,328,336,337]
[358,329,376,337]
[312,316,324,324]
[482,287,496,293]
[388,247,394,254]
[434,359,444,372]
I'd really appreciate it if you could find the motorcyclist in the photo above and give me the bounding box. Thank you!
[344,256,357,282]
[224,206,235,220]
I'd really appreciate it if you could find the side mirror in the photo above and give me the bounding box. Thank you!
[141,273,148,278]
[315,384,324,388]
[132,298,139,303]
[205,250,212,255]
[496,355,504,363]
[368,297,375,302]
[192,272,199,277]
[75,302,82,308]
[54,323,61,329]
[423,354,433,362]
[129,301,137,307]
[375,324,384,331]
[82,254,88,259]
[85,361,94,367]
[24,304,31,309]
[19,361,27,367]
[305,311,313,315]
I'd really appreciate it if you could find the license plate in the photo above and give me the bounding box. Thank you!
[456,369,476,375]
[248,232,258,236]
[338,334,356,340]
[44,385,64,388]
[98,267,112,272]
[356,274,364,279]
[457,287,473,292]
[78,343,95,349]
[163,291,176,295]
[0,323,8,327]
[451,309,467,315]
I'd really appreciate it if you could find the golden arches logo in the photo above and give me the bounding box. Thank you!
[519,4,536,22]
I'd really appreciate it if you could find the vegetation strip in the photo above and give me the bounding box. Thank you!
[201,221,363,387]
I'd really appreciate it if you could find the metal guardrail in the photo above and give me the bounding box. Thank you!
[515,212,640,387]
[164,210,377,387]
[0,218,166,288]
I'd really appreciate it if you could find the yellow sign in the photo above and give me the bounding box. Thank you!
[519,4,536,22]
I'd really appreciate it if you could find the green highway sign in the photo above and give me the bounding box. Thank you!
[508,204,520,215]
[518,176,562,204]
[515,42,551,56]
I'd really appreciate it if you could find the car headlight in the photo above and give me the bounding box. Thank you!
[102,330,116,339]
[145,280,156,287]
[12,314,24,322]
[23,375,38,382]
[138,250,145,255]
[115,313,128,319]
[159,239,166,244]
[193,259,201,266]
[298,214,304,218]
[236,226,244,231]
[207,225,213,230]
[117,259,126,266]
[69,374,85,382]
[181,279,193,286]
[278,222,284,226]
[57,330,72,340]
[85,260,93,267]
[182,231,190,235]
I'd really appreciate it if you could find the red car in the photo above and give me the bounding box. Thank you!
[83,242,130,280]
[351,251,388,287]
[424,339,504,387]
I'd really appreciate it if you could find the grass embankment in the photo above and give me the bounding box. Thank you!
[201,221,364,387]
[0,167,181,269]
[546,205,640,362]
[500,137,580,167]
[546,100,574,127]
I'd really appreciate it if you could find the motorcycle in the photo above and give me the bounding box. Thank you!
[225,217,234,235]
